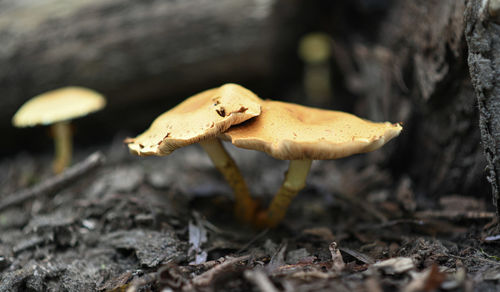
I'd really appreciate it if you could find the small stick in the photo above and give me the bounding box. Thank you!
[414,210,495,220]
[244,269,279,292]
[0,151,105,211]
[190,255,250,287]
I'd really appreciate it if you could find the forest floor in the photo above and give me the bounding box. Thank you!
[1,136,499,292]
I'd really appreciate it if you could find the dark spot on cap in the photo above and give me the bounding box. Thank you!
[212,96,221,105]
[216,107,226,117]
[139,144,144,149]
[237,106,248,113]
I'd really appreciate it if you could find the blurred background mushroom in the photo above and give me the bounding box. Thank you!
[12,87,106,173]
[298,32,333,107]
[0,0,494,219]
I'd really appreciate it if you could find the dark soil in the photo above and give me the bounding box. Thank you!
[1,139,499,292]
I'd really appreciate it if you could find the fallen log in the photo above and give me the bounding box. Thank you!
[0,0,299,153]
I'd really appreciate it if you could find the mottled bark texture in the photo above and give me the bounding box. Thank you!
[331,0,488,207]
[465,0,500,218]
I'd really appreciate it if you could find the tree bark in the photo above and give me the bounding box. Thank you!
[328,0,489,208]
[465,0,500,218]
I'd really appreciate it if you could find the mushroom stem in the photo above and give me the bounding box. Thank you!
[299,33,332,106]
[257,159,312,228]
[51,121,72,174]
[199,138,258,223]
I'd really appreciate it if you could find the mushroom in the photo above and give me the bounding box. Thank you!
[222,100,402,227]
[12,86,106,174]
[298,32,333,106]
[125,83,262,223]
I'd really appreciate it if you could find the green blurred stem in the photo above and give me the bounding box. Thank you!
[52,121,72,174]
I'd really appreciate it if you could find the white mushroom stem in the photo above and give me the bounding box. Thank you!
[51,121,72,174]
[199,138,258,223]
[258,159,312,228]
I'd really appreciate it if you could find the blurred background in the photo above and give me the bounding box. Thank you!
[0,0,490,207]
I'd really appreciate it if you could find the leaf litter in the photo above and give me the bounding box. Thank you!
[0,144,499,291]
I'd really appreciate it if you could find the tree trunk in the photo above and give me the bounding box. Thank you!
[326,0,489,209]
[465,0,500,219]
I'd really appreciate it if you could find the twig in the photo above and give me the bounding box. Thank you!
[339,247,375,264]
[177,257,224,275]
[190,255,250,287]
[244,269,279,292]
[0,152,105,211]
[414,210,495,220]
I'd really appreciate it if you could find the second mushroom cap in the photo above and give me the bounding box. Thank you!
[12,86,106,127]
[222,100,402,160]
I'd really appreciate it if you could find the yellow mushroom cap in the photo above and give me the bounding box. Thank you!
[222,100,402,160]
[12,86,106,127]
[298,33,332,64]
[125,83,262,156]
